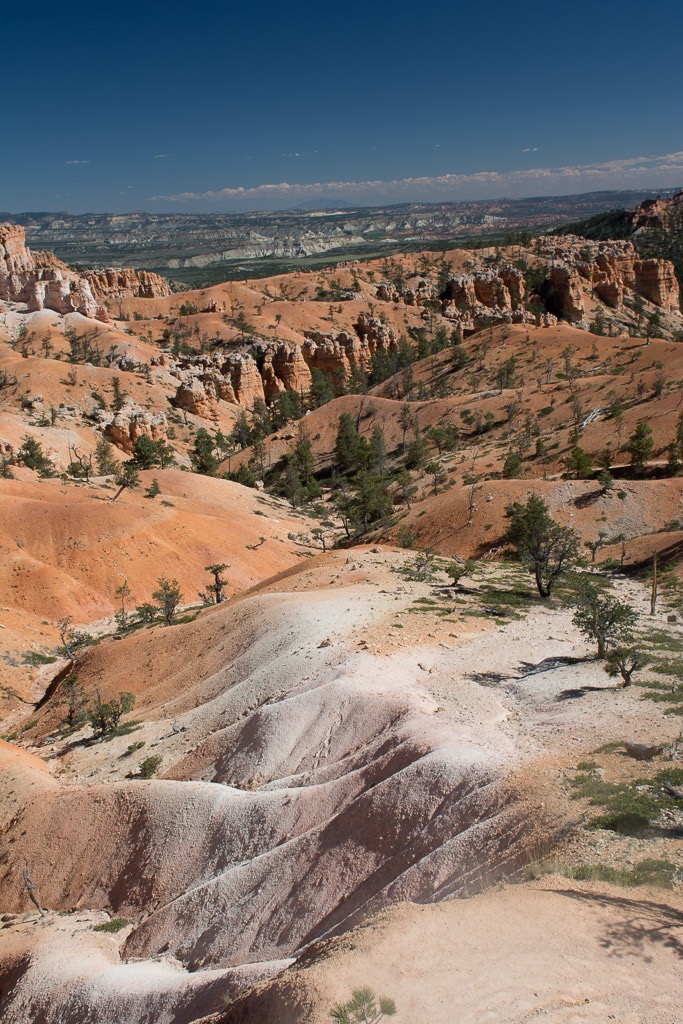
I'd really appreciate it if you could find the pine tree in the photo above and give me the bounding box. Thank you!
[204,563,229,604]
[571,581,638,658]
[191,428,219,475]
[131,435,158,469]
[110,464,140,502]
[335,413,361,474]
[505,494,580,597]
[151,577,183,625]
[627,420,654,473]
[370,425,388,477]
[566,446,593,479]
[95,438,117,476]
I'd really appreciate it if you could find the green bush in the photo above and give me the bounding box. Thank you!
[87,691,136,739]
[93,917,129,933]
[138,754,162,778]
[568,859,678,889]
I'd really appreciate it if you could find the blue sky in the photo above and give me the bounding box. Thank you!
[2,0,682,213]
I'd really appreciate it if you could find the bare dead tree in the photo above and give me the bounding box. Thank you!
[23,861,47,917]
[68,445,93,483]
[467,482,479,526]
[58,616,77,663]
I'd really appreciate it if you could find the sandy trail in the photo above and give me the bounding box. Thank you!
[219,879,683,1024]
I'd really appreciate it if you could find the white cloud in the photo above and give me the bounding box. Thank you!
[154,153,171,159]
[65,159,90,165]
[151,150,683,207]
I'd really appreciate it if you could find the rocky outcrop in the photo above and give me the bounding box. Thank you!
[27,272,108,321]
[222,353,266,408]
[499,267,525,309]
[0,222,171,322]
[84,268,172,301]
[0,223,109,322]
[376,277,436,307]
[166,314,401,416]
[173,378,222,420]
[302,333,359,382]
[97,400,168,453]
[0,224,35,300]
[540,237,680,314]
[303,316,398,383]
[379,240,680,330]
[439,266,532,329]
[542,264,586,322]
[376,266,531,331]
[32,249,71,273]
[632,192,683,232]
[628,257,679,310]
[255,342,311,402]
[170,351,268,417]
[354,313,397,354]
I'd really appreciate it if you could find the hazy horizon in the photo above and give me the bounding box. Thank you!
[2,182,681,220]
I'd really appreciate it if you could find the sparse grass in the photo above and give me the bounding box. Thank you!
[93,917,129,933]
[472,580,534,620]
[21,651,57,667]
[571,766,683,835]
[565,859,679,889]
[99,721,142,742]
[640,629,683,654]
[594,740,626,754]
[646,656,683,678]
[478,584,536,609]
[173,610,202,625]
[640,687,683,708]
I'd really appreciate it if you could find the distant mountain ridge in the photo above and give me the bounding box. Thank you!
[1,189,680,287]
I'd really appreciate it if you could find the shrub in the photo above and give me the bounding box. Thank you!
[604,646,649,686]
[138,754,162,778]
[571,581,638,658]
[568,859,677,889]
[93,918,129,933]
[396,525,416,548]
[330,987,397,1024]
[88,691,136,738]
[18,434,53,475]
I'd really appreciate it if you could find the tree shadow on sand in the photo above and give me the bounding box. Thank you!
[517,655,587,677]
[555,685,610,701]
[466,670,510,687]
[554,888,683,960]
